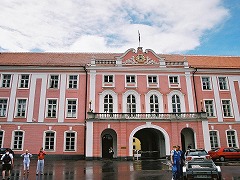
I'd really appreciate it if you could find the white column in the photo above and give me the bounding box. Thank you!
[86,121,93,158]
[27,74,37,122]
[7,74,18,122]
[89,70,96,112]
[212,76,223,122]
[185,72,195,112]
[38,75,47,122]
[58,74,66,122]
[202,120,211,151]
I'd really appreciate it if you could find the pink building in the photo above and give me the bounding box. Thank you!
[0,47,240,159]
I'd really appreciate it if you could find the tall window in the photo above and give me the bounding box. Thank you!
[202,77,211,90]
[13,131,23,150]
[218,77,228,90]
[49,75,59,89]
[104,94,113,113]
[148,76,157,84]
[19,74,30,88]
[127,95,136,113]
[65,132,76,151]
[68,75,78,89]
[126,75,136,83]
[47,99,57,118]
[45,131,55,150]
[1,74,11,88]
[222,100,232,117]
[172,95,181,113]
[16,99,27,117]
[0,99,8,117]
[0,131,3,148]
[209,131,219,149]
[169,76,179,84]
[204,100,214,117]
[226,130,237,147]
[104,75,113,83]
[66,99,77,118]
[150,95,159,113]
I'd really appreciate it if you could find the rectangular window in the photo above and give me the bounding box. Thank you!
[202,77,211,90]
[148,76,157,83]
[126,75,135,83]
[1,74,11,88]
[45,131,55,150]
[0,99,8,117]
[209,131,219,149]
[19,74,30,88]
[104,75,113,83]
[218,77,228,90]
[0,131,3,147]
[13,131,23,150]
[49,75,59,89]
[68,75,78,89]
[204,100,215,117]
[227,130,237,147]
[16,99,27,117]
[169,76,179,84]
[222,100,232,117]
[47,99,57,118]
[66,99,77,118]
[65,132,76,151]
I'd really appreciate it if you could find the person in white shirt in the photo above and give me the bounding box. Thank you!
[21,149,32,175]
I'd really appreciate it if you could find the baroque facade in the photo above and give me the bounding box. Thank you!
[0,47,240,159]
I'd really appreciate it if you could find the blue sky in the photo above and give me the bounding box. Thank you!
[0,0,239,56]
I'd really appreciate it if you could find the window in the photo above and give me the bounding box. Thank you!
[204,100,215,117]
[19,74,30,88]
[49,75,59,89]
[209,131,219,149]
[16,99,27,117]
[218,77,228,90]
[1,74,11,88]
[222,100,232,117]
[68,75,78,89]
[66,99,77,118]
[226,130,237,147]
[104,75,113,83]
[13,131,24,150]
[169,76,179,84]
[104,94,113,113]
[45,131,55,151]
[172,95,181,113]
[148,76,157,84]
[0,99,8,117]
[47,99,57,118]
[202,77,211,90]
[0,131,3,147]
[150,95,159,113]
[65,132,76,151]
[126,75,136,83]
[127,95,136,113]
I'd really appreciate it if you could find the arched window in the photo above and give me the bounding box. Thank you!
[104,94,113,113]
[127,95,136,113]
[172,95,181,113]
[150,95,159,113]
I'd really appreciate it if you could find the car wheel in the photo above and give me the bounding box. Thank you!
[219,156,225,162]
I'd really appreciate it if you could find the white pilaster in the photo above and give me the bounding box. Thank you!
[38,74,47,122]
[212,76,223,122]
[27,74,37,122]
[89,70,96,112]
[229,77,240,121]
[86,121,93,158]
[185,72,195,112]
[202,120,211,151]
[7,74,18,122]
[58,74,66,122]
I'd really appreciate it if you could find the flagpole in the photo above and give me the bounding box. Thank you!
[138,30,140,47]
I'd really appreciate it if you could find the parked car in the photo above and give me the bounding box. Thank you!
[208,147,240,162]
[0,148,14,159]
[183,159,221,180]
[185,148,211,162]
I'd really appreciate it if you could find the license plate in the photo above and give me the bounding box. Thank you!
[196,175,208,178]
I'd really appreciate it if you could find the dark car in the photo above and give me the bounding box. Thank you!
[0,148,14,159]
[208,147,240,161]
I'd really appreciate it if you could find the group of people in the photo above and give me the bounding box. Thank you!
[1,147,46,179]
[170,145,185,180]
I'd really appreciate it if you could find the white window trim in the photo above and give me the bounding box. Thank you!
[203,99,216,118]
[167,90,186,113]
[145,90,163,113]
[99,90,118,113]
[102,74,115,88]
[209,130,220,148]
[122,90,141,113]
[14,98,28,118]
[225,129,239,148]
[221,99,234,118]
[0,130,5,148]
[63,130,77,152]
[43,130,56,152]
[147,75,159,88]
[125,75,137,88]
[45,98,58,119]
[18,74,30,89]
[201,76,212,91]
[0,74,12,88]
[0,97,9,118]
[67,74,79,89]
[48,74,60,89]
[168,75,180,88]
[218,76,229,91]
[11,130,25,151]
[65,98,78,119]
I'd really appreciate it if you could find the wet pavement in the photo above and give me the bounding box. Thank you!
[2,158,240,179]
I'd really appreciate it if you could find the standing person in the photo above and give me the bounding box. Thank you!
[1,148,14,180]
[109,147,114,159]
[36,147,46,176]
[21,149,32,175]
[170,145,181,180]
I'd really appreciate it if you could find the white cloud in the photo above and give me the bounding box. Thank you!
[0,0,228,53]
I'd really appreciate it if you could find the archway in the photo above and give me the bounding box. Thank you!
[181,128,195,152]
[101,129,117,158]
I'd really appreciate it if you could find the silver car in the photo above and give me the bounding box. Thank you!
[185,148,211,162]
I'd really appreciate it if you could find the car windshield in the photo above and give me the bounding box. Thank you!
[188,151,207,156]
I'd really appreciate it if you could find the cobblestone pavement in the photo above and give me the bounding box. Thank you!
[2,158,240,179]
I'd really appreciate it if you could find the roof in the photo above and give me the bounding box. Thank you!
[0,51,240,69]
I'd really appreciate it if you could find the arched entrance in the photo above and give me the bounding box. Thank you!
[181,128,195,152]
[101,129,117,158]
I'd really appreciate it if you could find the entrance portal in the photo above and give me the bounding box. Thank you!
[101,129,117,158]
[181,128,195,152]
